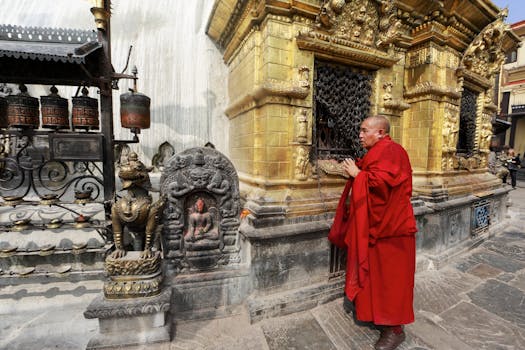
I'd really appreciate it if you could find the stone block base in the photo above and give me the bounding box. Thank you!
[171,267,251,320]
[84,287,172,349]
[85,324,170,350]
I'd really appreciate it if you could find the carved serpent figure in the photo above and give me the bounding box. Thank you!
[111,152,165,259]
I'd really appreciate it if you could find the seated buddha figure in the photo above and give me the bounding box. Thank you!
[184,198,219,250]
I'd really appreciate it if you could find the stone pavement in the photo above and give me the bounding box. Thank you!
[1,182,524,350]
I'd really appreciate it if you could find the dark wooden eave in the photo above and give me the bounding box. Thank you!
[492,116,512,134]
[0,24,105,87]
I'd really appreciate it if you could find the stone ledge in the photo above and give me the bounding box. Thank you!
[172,265,250,284]
[240,218,331,241]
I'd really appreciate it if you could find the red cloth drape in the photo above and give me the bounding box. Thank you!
[328,136,417,325]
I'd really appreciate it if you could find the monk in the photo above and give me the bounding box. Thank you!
[329,115,417,350]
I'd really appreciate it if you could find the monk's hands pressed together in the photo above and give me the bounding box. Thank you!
[342,158,360,178]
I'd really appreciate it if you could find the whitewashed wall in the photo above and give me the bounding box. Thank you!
[0,0,230,164]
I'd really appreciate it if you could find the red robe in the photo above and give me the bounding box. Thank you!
[328,136,417,325]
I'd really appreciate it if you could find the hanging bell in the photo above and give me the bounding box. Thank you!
[72,87,99,131]
[120,90,150,130]
[6,84,40,129]
[41,86,69,130]
[0,95,7,129]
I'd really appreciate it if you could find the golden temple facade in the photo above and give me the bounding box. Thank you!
[207,0,520,218]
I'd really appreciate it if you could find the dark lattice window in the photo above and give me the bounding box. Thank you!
[313,60,373,160]
[457,88,479,155]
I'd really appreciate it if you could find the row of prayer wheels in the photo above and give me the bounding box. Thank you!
[0,84,150,131]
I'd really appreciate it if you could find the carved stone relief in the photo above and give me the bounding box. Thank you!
[442,110,459,153]
[448,210,460,245]
[297,66,310,90]
[152,141,175,172]
[453,154,481,171]
[295,109,309,143]
[294,146,310,180]
[441,104,460,171]
[382,81,410,113]
[478,118,493,152]
[114,143,130,169]
[160,147,241,271]
[383,82,393,102]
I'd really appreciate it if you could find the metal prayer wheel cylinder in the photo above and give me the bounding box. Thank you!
[120,91,150,130]
[41,86,69,129]
[72,87,99,130]
[0,96,7,129]
[6,85,40,129]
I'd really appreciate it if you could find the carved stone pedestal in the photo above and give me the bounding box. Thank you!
[83,287,172,349]
[84,250,171,349]
[103,251,163,298]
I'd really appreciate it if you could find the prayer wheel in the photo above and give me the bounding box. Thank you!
[72,87,99,130]
[0,96,7,129]
[6,84,39,129]
[120,90,151,130]
[41,86,69,130]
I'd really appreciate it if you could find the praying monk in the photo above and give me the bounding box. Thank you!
[329,115,417,350]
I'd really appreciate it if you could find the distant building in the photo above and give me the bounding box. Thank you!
[498,20,525,155]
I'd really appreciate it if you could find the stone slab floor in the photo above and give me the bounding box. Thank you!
[1,183,524,350]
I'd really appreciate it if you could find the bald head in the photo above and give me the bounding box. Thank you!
[359,115,390,150]
[365,115,390,134]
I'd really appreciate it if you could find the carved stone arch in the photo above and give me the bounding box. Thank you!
[159,147,241,272]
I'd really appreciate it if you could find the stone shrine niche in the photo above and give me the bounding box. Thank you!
[160,147,241,272]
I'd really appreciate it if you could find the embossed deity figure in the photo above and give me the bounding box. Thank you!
[184,198,219,243]
[207,157,234,216]
[480,122,493,150]
[111,152,165,259]
[295,146,309,180]
[443,112,459,151]
[296,110,308,143]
